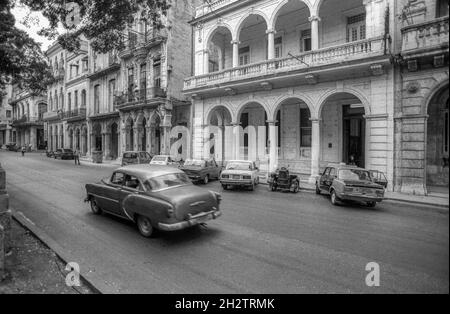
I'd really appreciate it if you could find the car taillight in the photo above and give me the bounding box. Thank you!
[167,206,175,218]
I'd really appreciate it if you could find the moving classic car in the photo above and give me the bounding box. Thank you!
[121,151,153,166]
[179,159,221,184]
[316,165,385,207]
[84,165,222,237]
[220,160,260,191]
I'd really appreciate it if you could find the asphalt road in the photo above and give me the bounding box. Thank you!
[1,151,448,294]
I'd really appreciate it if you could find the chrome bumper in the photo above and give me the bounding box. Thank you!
[158,210,222,231]
[220,180,253,186]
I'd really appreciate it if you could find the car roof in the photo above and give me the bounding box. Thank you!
[116,165,184,180]
[328,165,367,171]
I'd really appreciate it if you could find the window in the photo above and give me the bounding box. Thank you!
[6,110,11,118]
[140,64,147,98]
[74,90,78,110]
[111,172,125,185]
[239,46,250,66]
[275,37,283,58]
[68,92,72,112]
[437,0,449,17]
[109,79,116,110]
[128,67,135,96]
[300,108,312,147]
[94,85,100,114]
[153,60,161,88]
[128,31,137,49]
[301,29,312,52]
[347,13,366,42]
[124,175,141,190]
[81,90,86,107]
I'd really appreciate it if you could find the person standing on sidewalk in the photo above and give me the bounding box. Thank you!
[74,149,81,165]
[21,146,26,157]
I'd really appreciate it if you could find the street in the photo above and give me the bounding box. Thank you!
[0,151,448,294]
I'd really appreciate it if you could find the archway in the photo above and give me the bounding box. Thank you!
[69,128,74,150]
[426,84,449,192]
[110,122,119,159]
[76,128,81,151]
[150,114,161,155]
[237,14,269,66]
[319,92,367,169]
[92,123,102,151]
[206,26,233,73]
[207,106,233,163]
[125,117,134,151]
[81,126,88,156]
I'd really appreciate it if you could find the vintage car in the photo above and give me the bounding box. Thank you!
[54,148,75,160]
[6,143,20,152]
[180,159,221,184]
[268,167,300,193]
[121,151,153,166]
[316,165,385,207]
[220,160,260,191]
[46,150,55,158]
[84,165,222,237]
[150,155,179,166]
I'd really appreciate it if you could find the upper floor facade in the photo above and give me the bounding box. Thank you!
[8,85,47,127]
[184,0,395,97]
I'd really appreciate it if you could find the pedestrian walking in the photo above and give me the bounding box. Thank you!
[21,146,25,157]
[74,149,81,165]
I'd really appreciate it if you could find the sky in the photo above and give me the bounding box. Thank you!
[11,4,64,51]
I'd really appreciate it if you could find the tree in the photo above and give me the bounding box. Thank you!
[21,0,171,53]
[0,0,53,93]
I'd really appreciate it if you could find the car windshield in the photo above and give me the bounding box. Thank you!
[184,159,205,167]
[145,173,191,190]
[124,153,138,159]
[226,162,252,171]
[152,156,167,162]
[64,149,73,153]
[339,169,371,181]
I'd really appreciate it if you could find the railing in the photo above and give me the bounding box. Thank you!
[195,0,236,18]
[61,108,87,120]
[114,87,167,108]
[184,36,387,90]
[12,115,43,125]
[43,111,59,121]
[402,16,449,52]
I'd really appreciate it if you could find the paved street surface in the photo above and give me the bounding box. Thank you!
[1,151,448,293]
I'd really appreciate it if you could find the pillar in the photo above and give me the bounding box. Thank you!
[267,121,278,172]
[104,132,111,159]
[203,50,210,74]
[309,16,321,50]
[309,118,321,184]
[363,0,387,38]
[231,40,240,68]
[266,29,276,60]
[146,126,152,153]
[133,127,139,151]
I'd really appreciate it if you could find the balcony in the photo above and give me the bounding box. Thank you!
[12,115,44,127]
[184,36,388,93]
[118,29,167,60]
[401,16,449,56]
[61,108,87,122]
[195,0,237,18]
[43,111,60,121]
[54,67,65,81]
[114,87,167,109]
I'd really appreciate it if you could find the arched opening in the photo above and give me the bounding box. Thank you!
[319,92,367,169]
[207,26,233,73]
[59,125,64,148]
[150,114,161,155]
[273,97,312,175]
[110,123,119,159]
[237,102,269,168]
[318,0,366,49]
[49,126,53,151]
[136,116,147,152]
[237,14,269,66]
[76,128,81,151]
[274,0,311,56]
[207,106,233,163]
[81,126,88,156]
[426,84,449,192]
[125,117,134,151]
[69,128,74,150]
[92,123,102,151]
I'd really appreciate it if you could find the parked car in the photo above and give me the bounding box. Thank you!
[150,155,179,167]
[121,151,153,166]
[180,159,221,184]
[84,165,222,237]
[6,143,20,152]
[315,165,385,207]
[369,170,388,189]
[268,167,300,193]
[54,148,75,160]
[220,160,260,191]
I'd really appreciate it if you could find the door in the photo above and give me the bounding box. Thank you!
[320,168,330,190]
[343,105,365,168]
[118,174,143,217]
[99,172,124,214]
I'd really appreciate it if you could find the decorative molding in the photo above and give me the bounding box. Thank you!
[406,81,421,93]
[305,74,318,85]
[370,64,385,76]
[260,82,272,91]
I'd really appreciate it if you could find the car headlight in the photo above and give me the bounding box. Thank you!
[221,174,229,179]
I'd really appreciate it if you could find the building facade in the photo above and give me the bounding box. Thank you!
[394,0,449,195]
[0,85,13,147]
[184,0,396,188]
[9,85,47,150]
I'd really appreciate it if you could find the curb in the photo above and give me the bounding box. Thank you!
[11,209,104,294]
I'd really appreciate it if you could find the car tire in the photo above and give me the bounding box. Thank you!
[203,175,209,185]
[90,198,103,215]
[330,190,340,206]
[367,202,377,208]
[292,181,299,194]
[136,215,154,238]
[316,183,321,194]
[222,184,228,190]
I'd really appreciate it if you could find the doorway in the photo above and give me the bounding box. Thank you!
[343,105,365,168]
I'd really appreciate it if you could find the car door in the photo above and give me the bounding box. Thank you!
[210,160,220,179]
[145,152,152,163]
[327,167,337,190]
[320,168,330,190]
[98,171,124,215]
[117,174,143,217]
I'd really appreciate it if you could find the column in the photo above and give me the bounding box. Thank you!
[121,127,128,153]
[309,16,321,50]
[145,126,152,153]
[232,123,241,160]
[231,40,240,68]
[203,50,210,74]
[133,127,139,151]
[104,132,111,159]
[363,0,387,38]
[309,118,321,184]
[267,121,278,172]
[266,29,276,60]
[30,127,37,150]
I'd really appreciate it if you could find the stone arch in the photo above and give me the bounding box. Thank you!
[271,94,315,121]
[234,11,270,41]
[269,0,313,30]
[205,103,235,126]
[423,78,450,115]
[316,88,371,118]
[236,99,271,123]
[205,23,235,49]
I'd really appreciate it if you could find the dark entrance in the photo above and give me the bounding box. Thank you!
[343,105,365,168]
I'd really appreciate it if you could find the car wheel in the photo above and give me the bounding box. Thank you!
[316,183,321,195]
[367,202,377,208]
[292,181,299,193]
[203,175,209,185]
[222,184,228,190]
[136,215,154,238]
[90,198,103,215]
[330,190,340,206]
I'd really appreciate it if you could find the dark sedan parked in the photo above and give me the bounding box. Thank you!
[54,149,75,160]
[179,159,221,184]
[316,165,385,207]
[84,165,222,237]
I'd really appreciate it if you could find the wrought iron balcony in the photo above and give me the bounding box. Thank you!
[61,108,87,120]
[401,16,449,54]
[184,36,387,91]
[114,87,167,108]
[12,115,43,126]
